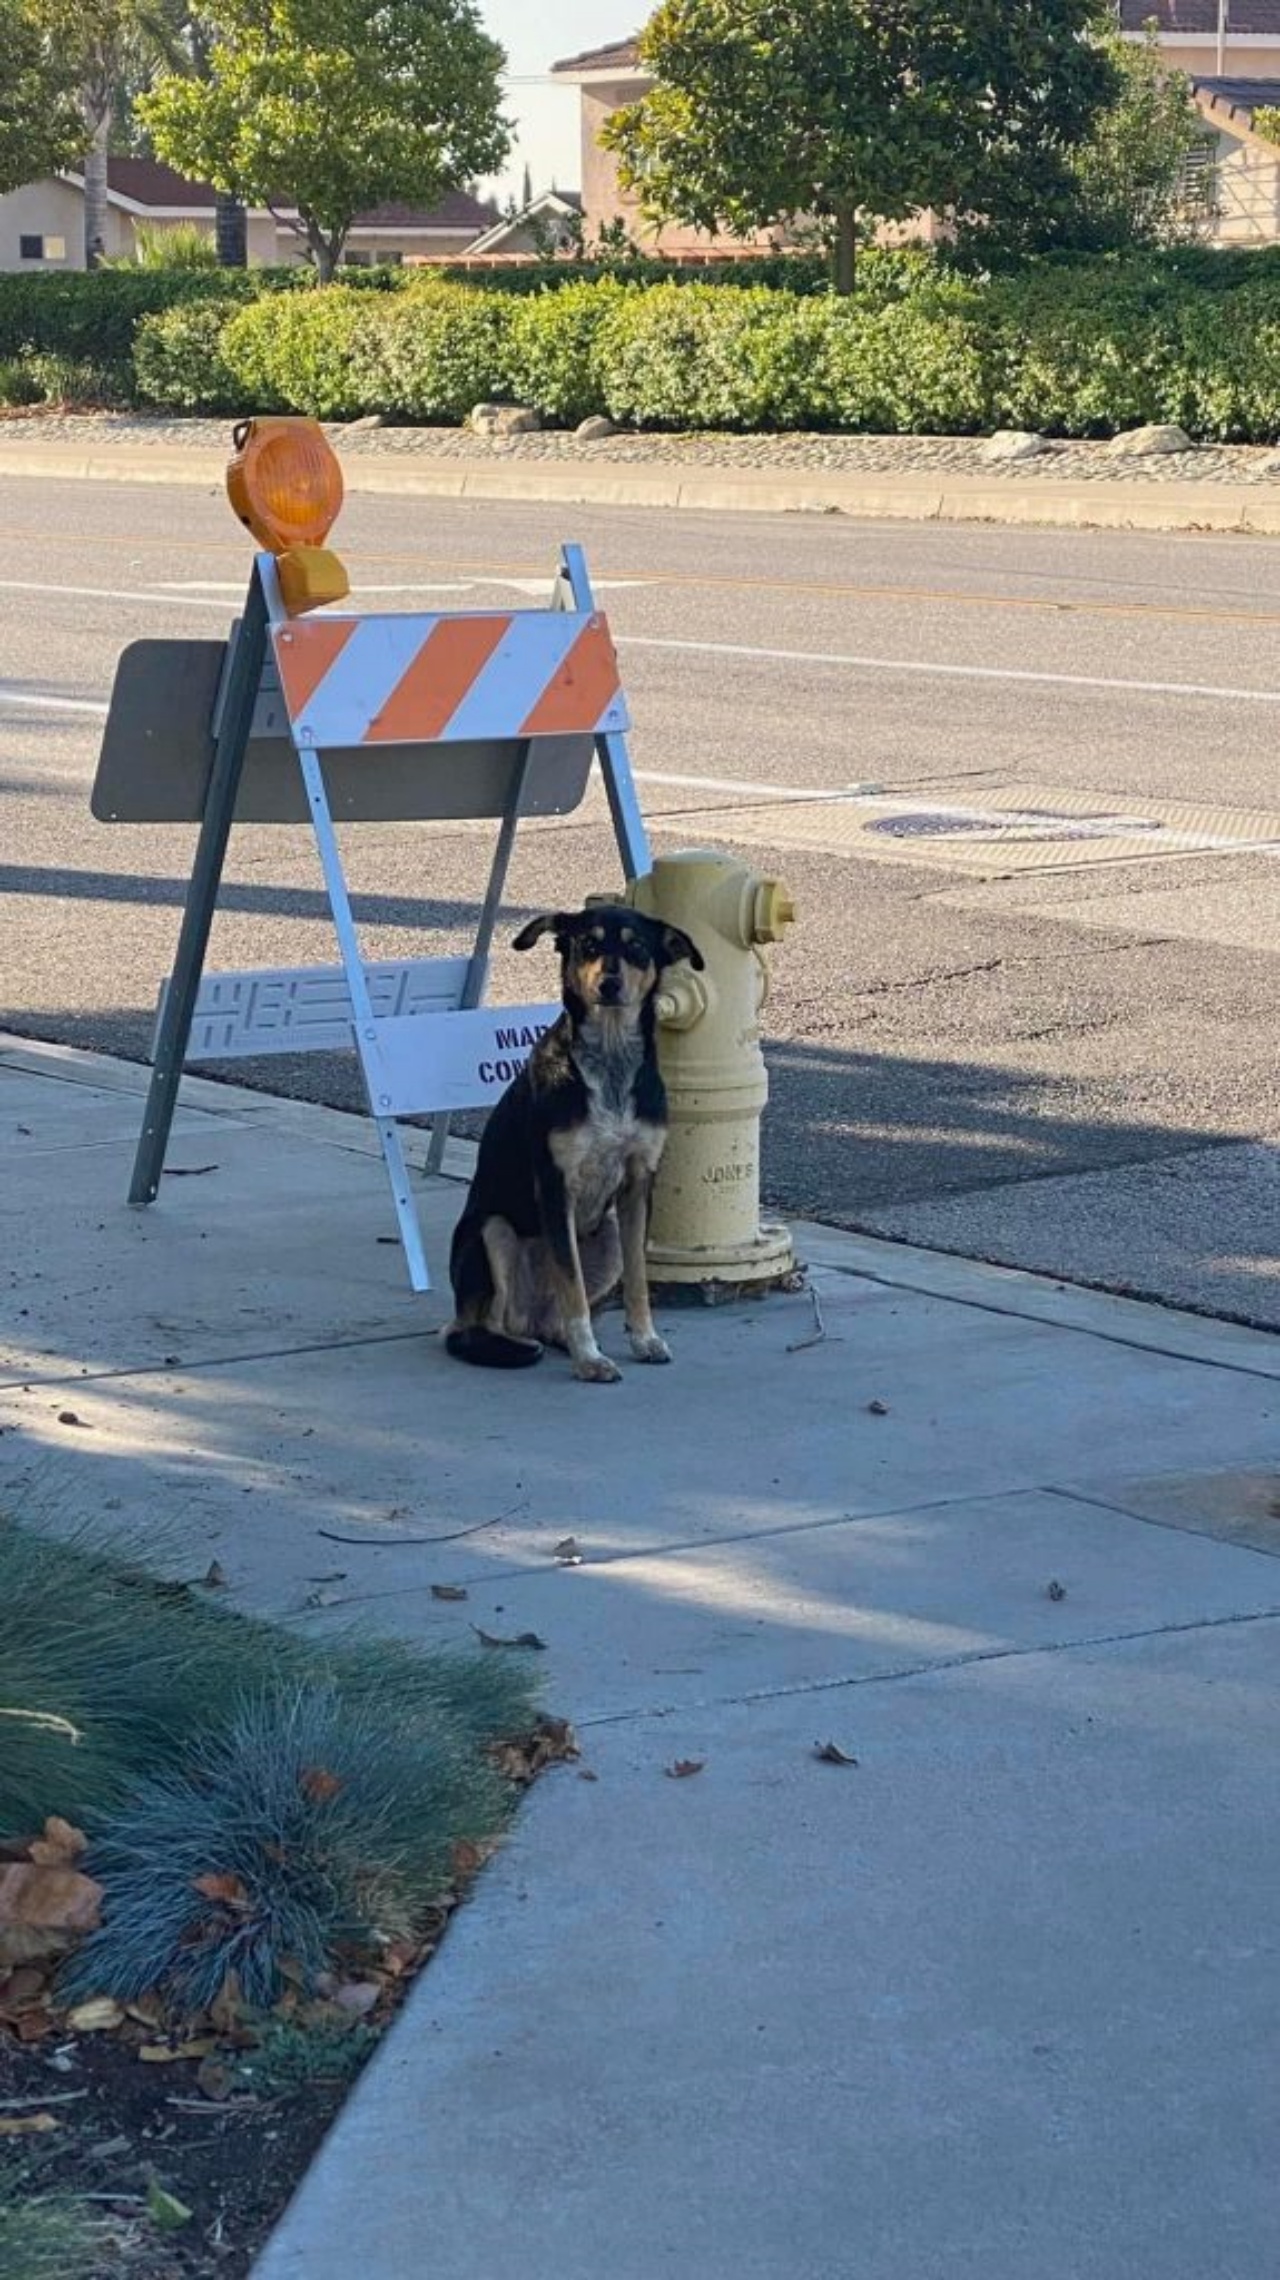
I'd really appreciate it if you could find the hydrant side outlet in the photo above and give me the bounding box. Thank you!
[627,851,796,1290]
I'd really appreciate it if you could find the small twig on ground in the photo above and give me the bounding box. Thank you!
[0,2091,89,2109]
[317,1501,527,1548]
[786,1285,828,1353]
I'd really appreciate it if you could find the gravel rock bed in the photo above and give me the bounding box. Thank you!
[3,408,1280,486]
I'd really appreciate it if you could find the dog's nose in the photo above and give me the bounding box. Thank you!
[598,974,623,1003]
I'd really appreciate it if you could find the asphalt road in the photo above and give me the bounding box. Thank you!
[2,476,1278,1325]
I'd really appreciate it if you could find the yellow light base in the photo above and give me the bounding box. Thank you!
[276,546,351,617]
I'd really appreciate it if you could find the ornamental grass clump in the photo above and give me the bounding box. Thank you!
[64,1681,514,2011]
[0,1520,538,1843]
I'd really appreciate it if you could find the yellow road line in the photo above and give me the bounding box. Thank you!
[0,525,1276,628]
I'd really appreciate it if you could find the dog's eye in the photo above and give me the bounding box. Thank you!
[621,941,649,968]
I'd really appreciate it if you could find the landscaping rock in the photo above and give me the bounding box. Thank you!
[982,429,1047,464]
[343,413,384,433]
[1105,423,1194,459]
[575,415,618,442]
[470,403,541,437]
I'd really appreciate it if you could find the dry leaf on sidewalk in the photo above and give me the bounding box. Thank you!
[553,1536,583,1565]
[813,1741,859,1766]
[431,1583,468,1602]
[665,1759,705,1780]
[472,1626,547,1651]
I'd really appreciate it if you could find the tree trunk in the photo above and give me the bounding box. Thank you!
[215,192,247,268]
[833,206,857,296]
[304,217,345,282]
[83,110,111,269]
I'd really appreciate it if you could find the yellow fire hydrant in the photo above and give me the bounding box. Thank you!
[618,850,797,1293]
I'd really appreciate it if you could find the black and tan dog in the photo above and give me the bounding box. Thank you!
[445,905,703,1382]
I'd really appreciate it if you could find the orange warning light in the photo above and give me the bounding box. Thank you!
[226,417,344,555]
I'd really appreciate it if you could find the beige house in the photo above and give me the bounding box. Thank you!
[0,156,496,272]
[554,6,1280,250]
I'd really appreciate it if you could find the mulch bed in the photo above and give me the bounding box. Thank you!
[1,1718,578,2275]
[1,2023,349,2276]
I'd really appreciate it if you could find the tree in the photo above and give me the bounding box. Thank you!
[139,0,510,281]
[603,0,1120,293]
[968,27,1212,255]
[38,0,190,266]
[0,0,82,194]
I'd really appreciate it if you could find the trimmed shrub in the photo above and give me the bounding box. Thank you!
[595,281,990,433]
[221,286,372,418]
[351,280,517,422]
[134,298,242,413]
[596,284,784,428]
[506,278,626,425]
[808,292,990,433]
[0,271,265,383]
[986,267,1171,435]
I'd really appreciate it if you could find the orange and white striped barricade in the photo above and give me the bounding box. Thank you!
[94,543,650,1292]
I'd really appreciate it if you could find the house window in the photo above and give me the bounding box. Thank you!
[343,249,371,267]
[19,236,44,260]
[44,236,66,261]
[377,250,403,266]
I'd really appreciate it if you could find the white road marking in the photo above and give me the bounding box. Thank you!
[617,632,1280,706]
[0,578,232,612]
[5,575,1280,712]
[635,767,874,802]
[0,687,109,716]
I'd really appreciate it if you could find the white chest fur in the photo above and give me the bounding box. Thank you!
[550,1031,665,1231]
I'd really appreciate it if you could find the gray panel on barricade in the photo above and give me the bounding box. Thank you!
[156,954,474,1062]
[92,640,595,825]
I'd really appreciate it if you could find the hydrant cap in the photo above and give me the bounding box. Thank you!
[753,879,796,944]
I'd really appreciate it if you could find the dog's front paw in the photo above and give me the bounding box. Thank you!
[629,1330,672,1365]
[574,1351,623,1384]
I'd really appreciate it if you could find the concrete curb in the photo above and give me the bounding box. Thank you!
[2,436,1280,533]
[5,1028,1277,1383]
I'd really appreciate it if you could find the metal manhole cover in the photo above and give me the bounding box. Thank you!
[668,783,1280,873]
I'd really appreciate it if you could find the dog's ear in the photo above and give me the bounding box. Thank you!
[657,924,704,973]
[512,912,575,952]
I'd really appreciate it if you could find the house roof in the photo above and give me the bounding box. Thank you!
[1119,1,1280,28]
[1190,72,1280,133]
[551,36,641,75]
[74,156,494,232]
[466,189,583,256]
[106,156,214,209]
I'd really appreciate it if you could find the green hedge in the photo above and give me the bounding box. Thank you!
[14,250,1280,439]
[0,270,279,377]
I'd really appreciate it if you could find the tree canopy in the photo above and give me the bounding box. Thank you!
[139,0,510,279]
[604,0,1121,290]
[0,0,82,195]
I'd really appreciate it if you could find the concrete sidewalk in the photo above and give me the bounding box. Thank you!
[4,430,1280,534]
[2,1029,1279,2279]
